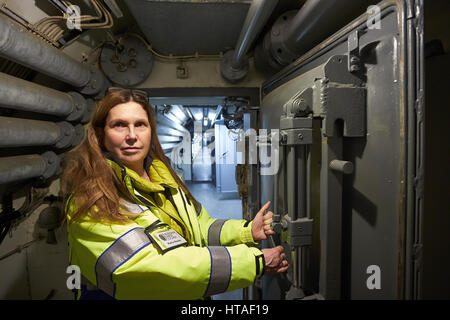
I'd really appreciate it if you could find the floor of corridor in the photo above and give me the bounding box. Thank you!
[185,181,243,300]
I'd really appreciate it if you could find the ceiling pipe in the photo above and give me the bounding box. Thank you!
[157,114,190,135]
[254,0,372,73]
[0,152,60,185]
[0,14,108,96]
[0,72,87,122]
[0,117,83,149]
[221,0,278,83]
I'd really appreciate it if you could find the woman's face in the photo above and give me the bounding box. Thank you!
[103,101,151,172]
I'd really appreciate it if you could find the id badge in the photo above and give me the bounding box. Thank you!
[146,224,187,253]
[155,230,187,249]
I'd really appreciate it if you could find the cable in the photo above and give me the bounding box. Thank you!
[126,32,224,61]
[0,236,45,261]
[0,223,11,246]
[31,0,114,45]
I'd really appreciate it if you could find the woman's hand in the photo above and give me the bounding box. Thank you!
[261,246,289,274]
[251,201,276,241]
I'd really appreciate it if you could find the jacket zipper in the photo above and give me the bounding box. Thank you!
[175,188,196,244]
[133,192,188,241]
[166,188,195,243]
[178,188,205,247]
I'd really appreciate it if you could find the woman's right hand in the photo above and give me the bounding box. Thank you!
[261,246,289,274]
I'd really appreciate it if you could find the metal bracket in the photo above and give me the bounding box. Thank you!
[272,214,313,247]
[283,215,313,247]
[176,61,189,79]
[347,30,361,73]
[280,128,313,145]
[321,84,366,137]
[280,96,313,146]
[281,55,366,138]
[280,117,312,130]
[283,87,313,118]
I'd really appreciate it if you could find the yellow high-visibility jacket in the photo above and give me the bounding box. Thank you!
[66,154,265,299]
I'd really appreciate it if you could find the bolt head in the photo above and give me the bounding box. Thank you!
[128,48,137,57]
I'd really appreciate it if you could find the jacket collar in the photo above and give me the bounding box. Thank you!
[105,152,179,194]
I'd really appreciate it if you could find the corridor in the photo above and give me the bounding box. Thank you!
[185,181,244,300]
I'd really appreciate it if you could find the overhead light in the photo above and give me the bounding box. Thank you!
[193,109,203,121]
[208,110,216,121]
[203,118,208,126]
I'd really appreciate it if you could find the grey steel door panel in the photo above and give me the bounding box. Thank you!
[260,0,424,299]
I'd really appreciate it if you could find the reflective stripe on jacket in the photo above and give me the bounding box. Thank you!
[66,154,264,299]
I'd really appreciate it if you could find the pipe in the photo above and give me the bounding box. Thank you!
[297,146,307,219]
[255,0,371,73]
[287,146,296,221]
[48,0,68,13]
[306,145,311,219]
[81,98,96,124]
[0,152,60,184]
[0,14,107,95]
[296,145,309,294]
[0,72,86,121]
[291,145,308,291]
[232,0,279,69]
[286,146,299,290]
[329,159,354,174]
[221,0,278,83]
[0,117,77,149]
[283,0,343,59]
[285,144,309,299]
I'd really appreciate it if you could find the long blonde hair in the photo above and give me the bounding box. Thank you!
[61,89,200,224]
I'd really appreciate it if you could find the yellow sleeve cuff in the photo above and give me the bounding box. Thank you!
[240,220,259,245]
[248,246,264,277]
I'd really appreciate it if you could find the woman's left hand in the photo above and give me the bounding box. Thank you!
[251,201,276,241]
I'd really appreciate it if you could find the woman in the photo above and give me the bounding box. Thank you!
[61,88,289,300]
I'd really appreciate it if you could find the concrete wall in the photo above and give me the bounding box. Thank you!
[0,180,73,300]
[137,57,265,89]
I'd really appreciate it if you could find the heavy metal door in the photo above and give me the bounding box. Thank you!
[259,0,424,299]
